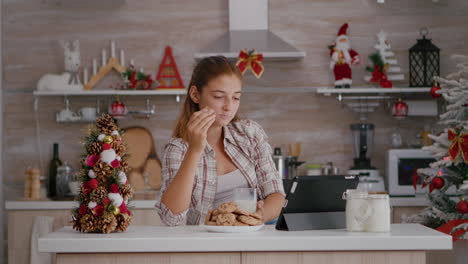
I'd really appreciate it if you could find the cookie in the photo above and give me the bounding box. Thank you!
[237,215,263,226]
[212,209,221,216]
[205,210,213,224]
[206,221,217,226]
[233,208,251,216]
[218,202,238,214]
[216,213,236,226]
[233,220,249,226]
[249,212,262,220]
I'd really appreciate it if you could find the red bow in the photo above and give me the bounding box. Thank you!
[370,65,392,88]
[448,129,468,162]
[236,50,264,79]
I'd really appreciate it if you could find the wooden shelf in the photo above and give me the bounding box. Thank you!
[316,87,431,96]
[33,89,186,96]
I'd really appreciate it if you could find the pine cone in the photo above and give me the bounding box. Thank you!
[112,142,126,157]
[79,213,98,233]
[115,213,132,232]
[120,184,133,200]
[90,186,107,203]
[119,160,130,173]
[71,216,83,232]
[96,114,118,135]
[93,161,114,179]
[98,213,118,234]
[87,142,102,155]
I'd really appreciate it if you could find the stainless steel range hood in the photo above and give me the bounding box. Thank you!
[194,0,306,61]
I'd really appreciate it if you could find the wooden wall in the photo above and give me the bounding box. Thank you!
[3,0,468,199]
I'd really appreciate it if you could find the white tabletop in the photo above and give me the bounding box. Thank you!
[38,224,451,253]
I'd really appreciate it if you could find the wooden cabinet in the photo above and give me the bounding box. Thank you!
[7,209,162,264]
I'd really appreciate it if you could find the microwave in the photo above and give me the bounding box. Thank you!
[386,149,456,196]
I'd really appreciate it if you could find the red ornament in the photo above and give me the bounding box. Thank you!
[87,179,99,189]
[430,177,445,190]
[392,98,409,120]
[103,198,111,206]
[92,205,104,216]
[430,83,442,99]
[78,204,87,215]
[102,143,112,150]
[456,200,468,214]
[86,154,100,167]
[110,159,120,168]
[110,184,120,193]
[119,203,130,215]
[110,101,126,116]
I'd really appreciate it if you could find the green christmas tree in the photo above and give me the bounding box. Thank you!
[408,55,468,241]
[71,114,133,233]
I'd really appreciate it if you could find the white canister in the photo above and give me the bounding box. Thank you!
[366,194,391,232]
[343,190,371,232]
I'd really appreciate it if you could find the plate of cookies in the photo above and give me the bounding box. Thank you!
[202,202,264,233]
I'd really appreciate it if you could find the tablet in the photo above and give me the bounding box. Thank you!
[276,175,359,231]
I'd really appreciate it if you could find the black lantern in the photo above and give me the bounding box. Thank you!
[409,28,440,87]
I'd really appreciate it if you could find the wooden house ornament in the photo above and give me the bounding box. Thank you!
[155,46,185,89]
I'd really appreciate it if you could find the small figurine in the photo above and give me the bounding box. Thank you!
[329,23,360,88]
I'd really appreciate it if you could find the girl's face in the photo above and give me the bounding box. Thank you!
[190,74,242,127]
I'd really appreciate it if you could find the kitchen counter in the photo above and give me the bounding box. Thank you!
[38,224,451,264]
[39,224,450,253]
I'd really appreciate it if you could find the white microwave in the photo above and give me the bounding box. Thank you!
[386,149,456,196]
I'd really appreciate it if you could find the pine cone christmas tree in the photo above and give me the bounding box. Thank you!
[72,114,133,233]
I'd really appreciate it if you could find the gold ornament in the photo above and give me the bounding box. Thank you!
[112,206,120,215]
[103,135,114,144]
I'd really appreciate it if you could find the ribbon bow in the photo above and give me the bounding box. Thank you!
[448,129,468,162]
[370,65,392,88]
[236,50,264,79]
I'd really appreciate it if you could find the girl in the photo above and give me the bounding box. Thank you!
[156,56,285,226]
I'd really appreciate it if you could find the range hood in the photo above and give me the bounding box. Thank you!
[194,0,306,61]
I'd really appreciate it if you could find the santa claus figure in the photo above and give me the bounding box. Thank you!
[329,23,360,88]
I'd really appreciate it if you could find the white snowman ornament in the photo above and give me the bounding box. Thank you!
[100,143,121,168]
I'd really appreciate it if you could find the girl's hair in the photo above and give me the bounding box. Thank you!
[172,56,243,140]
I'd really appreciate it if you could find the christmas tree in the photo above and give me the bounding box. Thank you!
[71,114,133,233]
[364,30,404,88]
[407,55,468,241]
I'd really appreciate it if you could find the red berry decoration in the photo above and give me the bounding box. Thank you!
[430,81,442,99]
[456,200,468,214]
[431,176,445,189]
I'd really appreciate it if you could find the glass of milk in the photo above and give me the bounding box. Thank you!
[233,188,257,212]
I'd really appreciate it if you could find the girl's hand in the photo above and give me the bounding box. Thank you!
[256,200,265,222]
[186,107,216,153]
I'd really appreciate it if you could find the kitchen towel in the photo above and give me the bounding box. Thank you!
[30,215,54,264]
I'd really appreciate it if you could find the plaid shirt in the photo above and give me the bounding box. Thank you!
[155,119,285,226]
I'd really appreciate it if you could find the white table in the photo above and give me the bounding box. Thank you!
[39,224,451,264]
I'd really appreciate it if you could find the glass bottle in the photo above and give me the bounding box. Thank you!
[48,143,62,199]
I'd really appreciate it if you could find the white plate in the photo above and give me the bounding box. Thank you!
[201,224,265,233]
